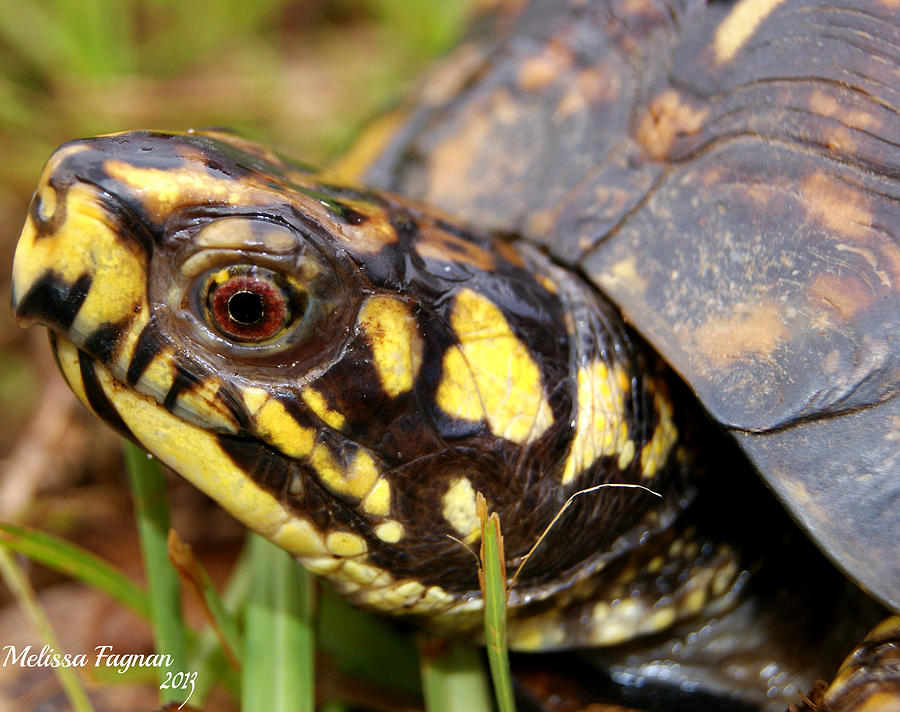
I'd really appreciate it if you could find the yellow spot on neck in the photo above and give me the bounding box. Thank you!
[271,518,329,557]
[441,476,480,541]
[436,288,554,444]
[714,0,786,64]
[310,445,381,502]
[254,397,315,458]
[326,531,368,557]
[357,296,424,398]
[301,386,345,430]
[362,478,392,516]
[374,521,405,543]
[562,361,631,484]
[640,389,678,479]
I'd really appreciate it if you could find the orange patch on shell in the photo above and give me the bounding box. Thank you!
[636,90,709,161]
[692,301,786,364]
[808,273,873,321]
[517,42,573,92]
[808,90,879,131]
[799,173,872,240]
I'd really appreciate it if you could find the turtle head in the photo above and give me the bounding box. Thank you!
[11,130,693,636]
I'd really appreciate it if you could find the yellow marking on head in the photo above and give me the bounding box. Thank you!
[241,386,269,416]
[441,476,480,540]
[37,183,57,221]
[341,560,389,586]
[415,226,496,272]
[325,531,368,557]
[357,296,424,398]
[362,478,392,516]
[254,398,315,458]
[271,518,329,558]
[194,217,297,253]
[561,361,631,485]
[436,289,554,444]
[714,0,786,63]
[104,160,261,219]
[301,386,345,430]
[640,390,678,479]
[53,336,89,409]
[345,450,381,499]
[310,445,381,502]
[173,377,239,434]
[131,350,178,405]
[374,521,405,543]
[111,308,150,377]
[12,183,147,344]
[302,558,343,575]
[89,353,291,542]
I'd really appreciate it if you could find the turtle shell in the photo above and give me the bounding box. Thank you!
[361,0,900,612]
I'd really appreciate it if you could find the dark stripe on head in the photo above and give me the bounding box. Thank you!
[162,356,208,412]
[77,350,133,438]
[126,316,167,386]
[82,318,132,365]
[215,433,294,495]
[93,188,155,261]
[215,383,252,433]
[14,271,91,332]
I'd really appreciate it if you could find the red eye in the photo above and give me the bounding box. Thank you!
[208,277,287,342]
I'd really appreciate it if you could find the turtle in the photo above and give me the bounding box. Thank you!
[8,0,900,709]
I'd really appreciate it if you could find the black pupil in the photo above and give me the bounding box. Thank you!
[227,291,264,325]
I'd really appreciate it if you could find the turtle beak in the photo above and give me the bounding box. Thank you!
[10,140,150,358]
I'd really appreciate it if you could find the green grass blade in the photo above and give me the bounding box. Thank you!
[243,533,316,712]
[418,637,493,712]
[189,537,253,703]
[122,439,187,703]
[478,495,516,712]
[0,547,96,712]
[168,529,242,667]
[318,587,420,696]
[0,522,150,618]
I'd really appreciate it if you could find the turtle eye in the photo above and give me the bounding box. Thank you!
[202,266,306,343]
